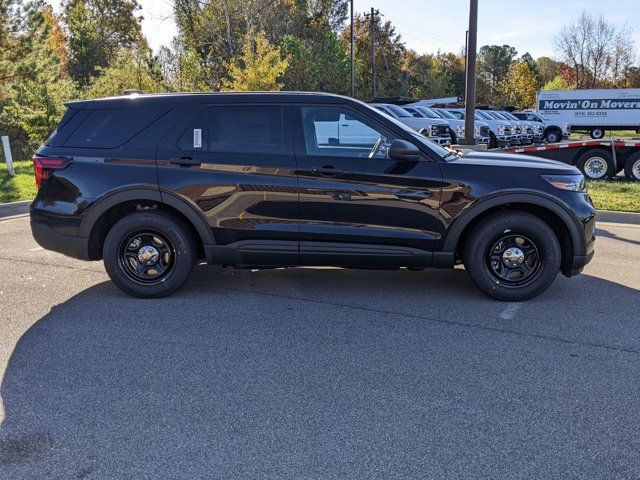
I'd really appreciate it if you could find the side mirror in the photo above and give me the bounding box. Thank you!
[388,139,420,162]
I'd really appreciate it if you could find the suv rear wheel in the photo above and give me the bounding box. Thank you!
[463,212,561,301]
[103,210,197,298]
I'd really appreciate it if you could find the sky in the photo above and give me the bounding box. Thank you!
[51,0,640,61]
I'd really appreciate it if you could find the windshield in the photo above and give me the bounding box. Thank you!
[433,108,457,119]
[475,110,490,120]
[414,107,439,119]
[485,111,503,120]
[363,104,451,158]
[385,104,412,118]
[501,111,519,121]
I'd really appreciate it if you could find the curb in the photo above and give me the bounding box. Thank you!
[0,200,31,220]
[596,210,640,225]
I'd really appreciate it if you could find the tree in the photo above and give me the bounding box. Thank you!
[500,60,538,108]
[341,13,406,100]
[0,4,76,156]
[86,43,169,98]
[0,0,45,97]
[542,75,570,90]
[478,45,517,103]
[64,0,144,87]
[555,11,636,88]
[222,30,288,91]
[536,57,563,86]
[171,0,349,92]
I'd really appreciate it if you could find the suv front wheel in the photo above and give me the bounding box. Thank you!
[463,212,561,301]
[103,210,197,298]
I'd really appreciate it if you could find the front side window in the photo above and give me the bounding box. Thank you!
[449,110,464,120]
[300,106,397,159]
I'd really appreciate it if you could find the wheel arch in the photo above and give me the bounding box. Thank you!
[79,187,214,260]
[443,192,584,274]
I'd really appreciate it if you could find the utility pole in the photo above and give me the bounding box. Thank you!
[460,0,478,145]
[365,8,379,100]
[350,0,355,97]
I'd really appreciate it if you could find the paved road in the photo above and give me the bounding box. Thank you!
[0,215,639,479]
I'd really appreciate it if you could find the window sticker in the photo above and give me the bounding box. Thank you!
[193,128,202,148]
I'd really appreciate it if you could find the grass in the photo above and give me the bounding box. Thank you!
[587,180,640,213]
[0,160,37,203]
[2,159,639,213]
[571,130,639,140]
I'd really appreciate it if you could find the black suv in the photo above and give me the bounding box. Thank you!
[30,92,596,301]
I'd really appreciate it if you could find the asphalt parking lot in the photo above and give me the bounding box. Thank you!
[0,214,639,479]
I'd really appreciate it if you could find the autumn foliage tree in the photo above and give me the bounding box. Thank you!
[222,30,288,91]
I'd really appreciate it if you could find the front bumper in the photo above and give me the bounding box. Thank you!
[430,135,452,146]
[496,135,511,146]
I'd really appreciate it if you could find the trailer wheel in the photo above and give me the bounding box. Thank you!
[624,152,640,181]
[589,128,605,139]
[544,128,562,143]
[576,148,616,180]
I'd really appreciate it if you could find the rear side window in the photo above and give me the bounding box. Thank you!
[209,105,287,155]
[65,107,169,148]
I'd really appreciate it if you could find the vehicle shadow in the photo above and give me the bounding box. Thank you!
[597,226,640,248]
[1,267,640,478]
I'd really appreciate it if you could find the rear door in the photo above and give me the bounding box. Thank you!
[156,102,299,265]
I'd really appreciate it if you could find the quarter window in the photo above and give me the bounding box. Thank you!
[209,105,287,155]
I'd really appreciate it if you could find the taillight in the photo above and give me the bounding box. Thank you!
[32,156,71,188]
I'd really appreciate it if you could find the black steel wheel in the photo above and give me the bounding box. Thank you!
[103,210,197,298]
[118,231,175,284]
[486,234,542,287]
[463,211,561,301]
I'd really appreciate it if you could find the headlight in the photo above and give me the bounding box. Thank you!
[498,125,506,134]
[455,125,465,136]
[474,126,480,136]
[541,174,586,192]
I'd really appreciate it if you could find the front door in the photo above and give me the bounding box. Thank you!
[293,104,444,267]
[156,103,299,265]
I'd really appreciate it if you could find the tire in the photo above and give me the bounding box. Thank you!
[489,132,497,149]
[576,148,616,180]
[624,152,640,181]
[103,210,197,298]
[590,128,605,139]
[544,128,562,143]
[463,212,561,301]
[449,129,458,144]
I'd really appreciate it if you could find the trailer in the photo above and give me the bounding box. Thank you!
[502,139,640,181]
[537,89,640,139]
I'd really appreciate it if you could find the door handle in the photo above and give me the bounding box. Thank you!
[169,156,201,167]
[313,165,343,176]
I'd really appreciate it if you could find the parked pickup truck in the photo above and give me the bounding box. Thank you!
[512,111,570,143]
[405,105,490,145]
[448,108,513,148]
[370,103,452,146]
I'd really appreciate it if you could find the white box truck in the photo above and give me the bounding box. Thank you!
[537,88,640,139]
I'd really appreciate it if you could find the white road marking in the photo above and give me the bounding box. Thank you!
[499,302,521,320]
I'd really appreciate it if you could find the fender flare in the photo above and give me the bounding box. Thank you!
[78,186,215,246]
[442,191,585,255]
